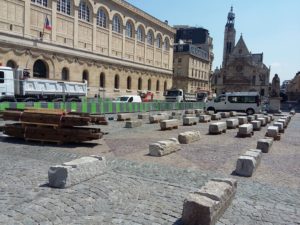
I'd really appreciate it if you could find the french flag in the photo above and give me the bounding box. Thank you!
[44,16,52,30]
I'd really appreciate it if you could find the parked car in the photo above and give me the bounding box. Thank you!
[205,92,261,115]
[113,95,142,103]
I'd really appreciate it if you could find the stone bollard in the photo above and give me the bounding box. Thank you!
[230,111,237,117]
[149,114,169,123]
[125,120,142,128]
[237,124,254,137]
[220,112,230,118]
[211,113,221,120]
[199,115,211,123]
[117,113,132,121]
[257,117,267,126]
[256,138,273,153]
[183,117,198,126]
[178,131,201,144]
[273,122,284,133]
[226,118,239,129]
[238,116,248,125]
[235,149,262,177]
[149,138,181,156]
[160,119,179,130]
[266,126,280,140]
[182,178,237,225]
[251,121,261,131]
[209,122,227,134]
[247,115,255,122]
[138,113,149,119]
[48,156,106,188]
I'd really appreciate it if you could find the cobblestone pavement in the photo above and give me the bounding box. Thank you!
[0,112,299,225]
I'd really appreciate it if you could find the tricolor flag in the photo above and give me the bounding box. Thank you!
[44,16,52,30]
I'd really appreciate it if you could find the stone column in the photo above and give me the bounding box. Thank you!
[24,0,31,38]
[122,25,126,59]
[108,20,112,57]
[92,13,97,52]
[133,30,137,62]
[73,5,79,48]
[51,0,57,42]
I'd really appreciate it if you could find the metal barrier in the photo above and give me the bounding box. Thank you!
[0,102,205,114]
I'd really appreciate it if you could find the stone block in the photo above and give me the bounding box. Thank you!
[199,115,211,123]
[178,131,201,144]
[257,117,267,126]
[185,109,194,114]
[263,115,271,124]
[160,119,179,130]
[172,111,182,116]
[253,114,259,120]
[247,115,255,122]
[269,114,274,121]
[206,110,215,115]
[48,156,106,188]
[256,138,273,153]
[277,119,287,128]
[238,116,248,125]
[182,178,237,225]
[237,124,253,137]
[251,120,261,131]
[281,115,291,124]
[266,126,279,139]
[209,122,227,134]
[226,118,239,129]
[138,113,149,119]
[244,149,262,165]
[117,113,132,121]
[235,155,257,177]
[149,114,169,123]
[211,113,221,120]
[230,111,237,117]
[183,117,198,126]
[125,120,142,128]
[273,122,284,133]
[194,109,204,114]
[183,113,196,118]
[169,115,181,120]
[220,112,230,118]
[149,138,180,156]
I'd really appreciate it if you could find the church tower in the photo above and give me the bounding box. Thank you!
[222,7,236,67]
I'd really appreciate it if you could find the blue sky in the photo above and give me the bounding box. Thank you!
[126,0,300,82]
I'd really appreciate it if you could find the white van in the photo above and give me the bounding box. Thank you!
[206,92,261,115]
[113,95,142,103]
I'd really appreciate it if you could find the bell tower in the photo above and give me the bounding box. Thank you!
[222,6,236,67]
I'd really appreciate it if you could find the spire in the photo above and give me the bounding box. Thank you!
[226,6,235,27]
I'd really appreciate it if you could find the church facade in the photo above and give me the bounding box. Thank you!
[212,7,270,96]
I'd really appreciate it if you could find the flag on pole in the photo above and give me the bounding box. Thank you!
[44,16,52,30]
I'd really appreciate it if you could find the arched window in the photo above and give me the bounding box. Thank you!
[164,81,167,91]
[33,59,48,78]
[100,73,105,88]
[127,76,132,90]
[79,1,90,22]
[163,38,169,51]
[138,77,142,90]
[6,60,17,69]
[57,0,71,15]
[137,26,144,42]
[31,0,47,7]
[112,15,121,33]
[114,74,119,89]
[156,35,162,48]
[97,9,107,28]
[147,79,152,91]
[82,70,89,84]
[147,31,153,45]
[126,21,133,38]
[61,67,69,81]
[156,80,160,91]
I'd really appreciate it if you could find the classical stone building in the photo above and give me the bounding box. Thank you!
[173,43,211,93]
[287,71,300,101]
[212,7,270,96]
[0,0,175,99]
[172,26,213,93]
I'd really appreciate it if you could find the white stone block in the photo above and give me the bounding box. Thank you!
[257,117,267,126]
[230,111,237,117]
[149,138,180,156]
[182,178,237,225]
[48,156,106,188]
[235,155,257,177]
[194,109,204,114]
[211,113,221,120]
[266,126,279,138]
[183,117,198,126]
[273,122,284,132]
[277,119,287,128]
[149,114,169,123]
[251,120,261,131]
[178,131,201,144]
[226,118,239,129]
[160,119,179,130]
[117,113,132,121]
[209,122,227,134]
[247,115,255,122]
[138,113,149,119]
[244,149,262,165]
[238,116,248,125]
[263,115,271,123]
[199,115,211,122]
[221,112,230,118]
[238,124,253,135]
[256,138,273,153]
[125,120,142,128]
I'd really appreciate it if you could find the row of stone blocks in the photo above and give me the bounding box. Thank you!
[182,178,237,225]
